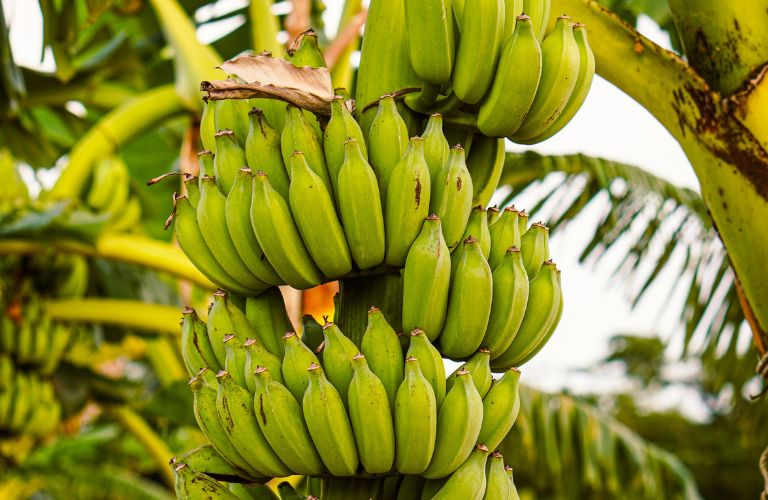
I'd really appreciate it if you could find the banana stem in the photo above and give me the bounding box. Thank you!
[0,234,215,290]
[105,406,175,489]
[49,84,186,200]
[322,477,384,499]
[25,81,137,109]
[43,299,181,336]
[335,273,403,348]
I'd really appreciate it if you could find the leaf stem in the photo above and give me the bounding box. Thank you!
[43,299,181,336]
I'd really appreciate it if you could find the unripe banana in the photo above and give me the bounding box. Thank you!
[226,168,283,286]
[514,267,562,365]
[517,209,529,236]
[522,0,551,41]
[402,215,451,341]
[487,206,501,227]
[441,237,493,359]
[491,261,560,369]
[385,136,431,267]
[207,290,255,365]
[484,451,510,500]
[189,374,262,478]
[181,307,219,375]
[478,367,521,450]
[405,0,454,84]
[288,151,353,278]
[174,444,254,482]
[281,331,321,402]
[512,16,580,141]
[281,105,333,196]
[215,371,292,477]
[39,323,71,375]
[423,369,484,479]
[396,475,426,500]
[246,108,290,199]
[214,130,247,194]
[395,356,437,474]
[252,366,324,475]
[325,96,368,198]
[431,146,474,249]
[361,306,404,411]
[214,99,250,146]
[200,100,216,152]
[452,0,504,104]
[291,28,327,67]
[229,483,279,499]
[368,95,409,200]
[171,194,257,296]
[336,138,386,269]
[87,157,125,211]
[465,135,506,207]
[422,114,450,183]
[250,171,323,289]
[245,288,292,358]
[432,443,490,499]
[224,334,249,387]
[173,462,240,500]
[243,338,283,393]
[406,329,446,407]
[348,353,395,473]
[503,0,525,40]
[198,149,215,179]
[519,23,595,144]
[461,206,492,261]
[489,207,524,270]
[520,222,550,279]
[321,322,359,405]
[446,349,493,397]
[506,466,521,500]
[478,15,542,138]
[303,363,360,476]
[484,247,529,358]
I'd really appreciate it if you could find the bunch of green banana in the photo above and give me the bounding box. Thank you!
[84,155,143,232]
[0,357,61,437]
[0,299,71,375]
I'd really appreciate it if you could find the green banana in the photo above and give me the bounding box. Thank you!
[277,482,306,500]
[361,306,404,411]
[452,0,504,104]
[226,168,283,286]
[198,149,215,178]
[522,0,551,41]
[484,247,529,358]
[367,95,409,202]
[224,335,250,388]
[174,444,255,483]
[507,466,521,500]
[245,289,291,358]
[402,215,451,341]
[250,170,323,289]
[348,353,396,473]
[321,322,359,405]
[484,451,511,500]
[422,114,450,183]
[325,96,367,197]
[405,0,454,84]
[173,462,239,500]
[478,15,542,138]
[489,207,524,270]
[394,356,437,474]
[440,237,493,359]
[252,366,324,475]
[181,306,220,376]
[87,157,127,211]
[406,329,446,407]
[243,337,283,393]
[171,194,259,296]
[189,374,263,478]
[214,130,248,194]
[207,290,255,366]
[518,23,595,144]
[303,363,360,476]
[514,266,563,365]
[512,16,580,141]
[198,176,268,291]
[384,136,431,267]
[288,151,353,278]
[490,260,560,370]
[503,0,525,40]
[246,108,290,199]
[461,206,492,260]
[517,209,529,236]
[446,349,493,397]
[213,98,251,146]
[465,135,506,207]
[336,138,386,269]
[487,206,501,227]
[520,222,550,279]
[396,475,426,500]
[281,331,321,402]
[430,145,474,249]
[200,100,216,152]
[432,444,490,499]
[421,478,447,499]
[181,177,200,210]
[215,371,292,477]
[229,483,279,500]
[423,369,483,479]
[281,105,333,196]
[478,367,521,449]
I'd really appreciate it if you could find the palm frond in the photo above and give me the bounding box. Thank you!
[501,386,702,499]
[499,151,754,398]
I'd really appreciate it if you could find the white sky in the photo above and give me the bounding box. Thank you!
[3,1,716,419]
